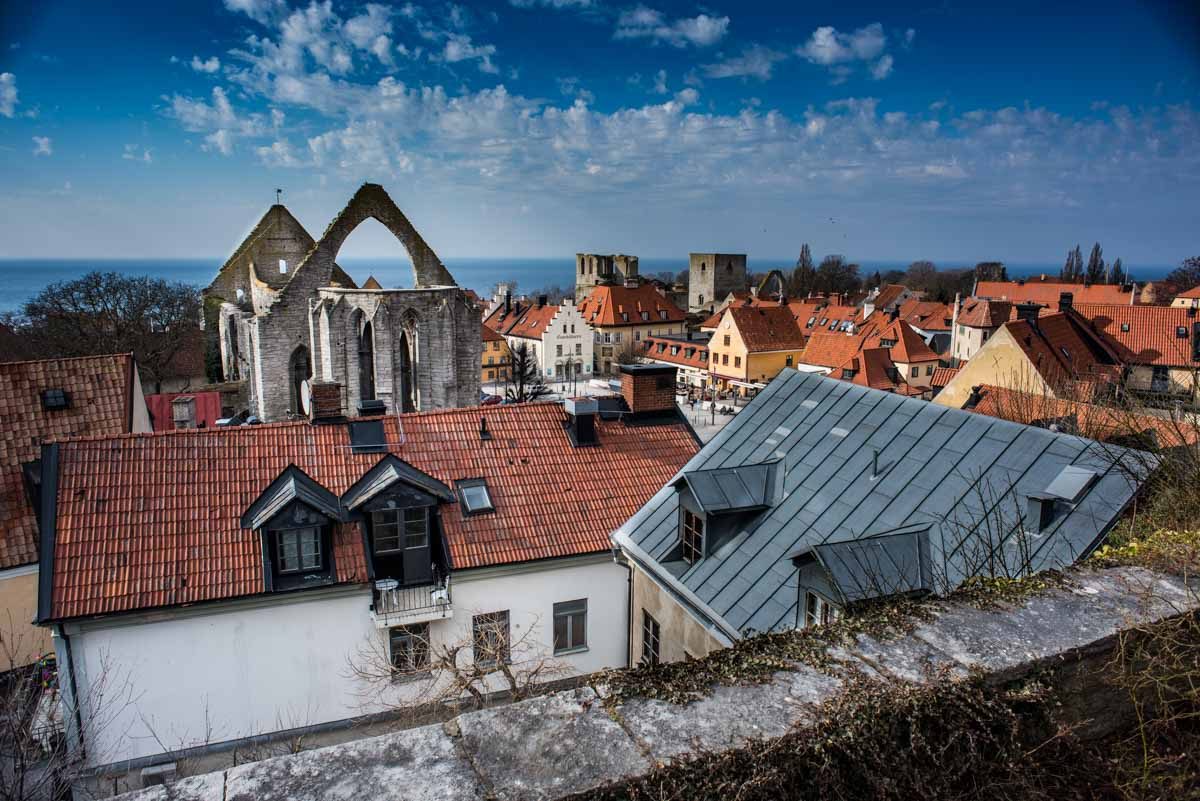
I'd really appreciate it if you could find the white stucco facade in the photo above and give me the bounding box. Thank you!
[503,300,595,381]
[59,553,627,768]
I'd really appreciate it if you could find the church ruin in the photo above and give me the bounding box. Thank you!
[204,183,480,422]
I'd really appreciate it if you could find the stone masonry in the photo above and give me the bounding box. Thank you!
[203,184,480,421]
[116,565,1196,801]
[688,253,746,316]
[576,254,639,296]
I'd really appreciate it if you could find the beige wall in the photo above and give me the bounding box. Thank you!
[895,358,939,389]
[594,322,686,374]
[629,562,723,666]
[0,568,51,668]
[1125,364,1199,401]
[935,326,1053,409]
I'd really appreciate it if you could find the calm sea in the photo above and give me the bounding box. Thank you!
[0,257,1173,313]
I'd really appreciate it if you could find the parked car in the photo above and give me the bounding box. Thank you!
[480,392,503,406]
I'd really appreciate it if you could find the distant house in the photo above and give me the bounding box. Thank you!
[796,331,867,374]
[0,354,150,668]
[1075,302,1200,405]
[937,299,1123,409]
[707,305,807,396]
[612,370,1148,664]
[37,371,698,770]
[895,299,954,353]
[480,326,511,385]
[640,335,710,389]
[949,298,1012,365]
[484,295,594,381]
[577,283,687,375]
[862,319,941,389]
[975,278,1136,307]
[1169,285,1200,309]
[861,284,917,318]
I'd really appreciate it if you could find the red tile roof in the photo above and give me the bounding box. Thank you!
[1176,285,1200,300]
[869,284,909,312]
[481,325,505,343]
[839,347,899,391]
[145,392,224,432]
[897,299,954,332]
[577,284,686,328]
[0,355,137,569]
[641,337,709,370]
[957,298,1012,328]
[46,402,699,620]
[1005,310,1123,395]
[1075,303,1200,368]
[969,385,1199,447]
[864,319,939,364]
[930,366,960,388]
[483,300,561,340]
[975,279,1135,306]
[799,331,865,369]
[725,305,807,352]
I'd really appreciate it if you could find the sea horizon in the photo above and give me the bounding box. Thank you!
[0,256,1176,313]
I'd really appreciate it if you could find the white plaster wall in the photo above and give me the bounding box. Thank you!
[68,556,627,767]
[541,302,595,379]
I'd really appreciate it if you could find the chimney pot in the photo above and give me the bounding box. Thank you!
[309,381,344,422]
[1015,302,1041,328]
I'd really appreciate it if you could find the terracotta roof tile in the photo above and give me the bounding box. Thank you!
[726,305,806,352]
[931,366,960,388]
[1004,310,1123,396]
[799,331,865,369]
[957,298,1012,328]
[577,284,686,327]
[47,402,699,620]
[1177,285,1200,300]
[0,354,136,569]
[897,299,954,332]
[145,392,223,431]
[975,279,1134,306]
[641,337,709,370]
[870,284,909,311]
[1075,303,1200,368]
[483,300,560,340]
[864,319,939,363]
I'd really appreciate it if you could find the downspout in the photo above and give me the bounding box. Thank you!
[612,547,634,667]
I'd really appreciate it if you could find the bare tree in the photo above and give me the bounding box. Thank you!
[346,613,570,721]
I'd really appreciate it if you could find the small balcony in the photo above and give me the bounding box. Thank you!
[369,577,452,628]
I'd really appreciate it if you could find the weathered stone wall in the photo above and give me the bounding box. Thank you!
[114,566,1196,801]
[688,253,747,315]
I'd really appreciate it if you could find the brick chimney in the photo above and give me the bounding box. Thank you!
[1015,302,1041,329]
[1058,292,1074,312]
[619,364,677,418]
[309,381,344,422]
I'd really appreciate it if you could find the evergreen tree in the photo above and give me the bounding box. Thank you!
[1060,245,1083,282]
[789,243,816,298]
[1108,257,1126,286]
[1085,243,1106,284]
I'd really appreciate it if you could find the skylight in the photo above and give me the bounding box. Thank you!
[40,389,70,411]
[457,478,495,515]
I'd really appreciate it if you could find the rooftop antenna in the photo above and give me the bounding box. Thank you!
[275,188,282,205]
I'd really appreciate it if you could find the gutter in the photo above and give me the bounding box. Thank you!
[611,530,739,646]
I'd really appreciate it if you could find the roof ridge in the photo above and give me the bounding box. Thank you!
[0,352,134,370]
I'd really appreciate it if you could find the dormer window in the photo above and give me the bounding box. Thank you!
[681,508,704,564]
[371,507,428,553]
[276,525,323,573]
[659,310,667,320]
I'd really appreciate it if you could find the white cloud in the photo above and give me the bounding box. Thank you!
[191,55,222,73]
[651,69,668,94]
[0,72,16,118]
[122,144,153,163]
[797,23,900,82]
[167,86,269,155]
[615,6,729,48]
[223,0,287,26]
[510,0,593,7]
[703,45,786,81]
[32,136,52,157]
[205,130,235,155]
[442,34,498,74]
[343,3,394,66]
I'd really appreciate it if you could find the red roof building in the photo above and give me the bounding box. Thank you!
[1075,303,1200,369]
[577,283,687,328]
[975,278,1135,307]
[40,399,699,621]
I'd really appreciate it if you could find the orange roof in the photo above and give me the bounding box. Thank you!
[1075,303,1200,368]
[796,303,861,335]
[481,325,505,343]
[577,284,686,327]
[0,354,137,569]
[870,284,909,312]
[800,331,865,369]
[969,384,1198,448]
[45,402,699,620]
[898,299,954,332]
[839,347,898,391]
[725,305,807,352]
[865,319,939,363]
[1005,310,1123,395]
[975,279,1134,306]
[957,298,1012,328]
[930,366,960,388]
[641,337,710,370]
[483,299,560,340]
[1177,285,1200,300]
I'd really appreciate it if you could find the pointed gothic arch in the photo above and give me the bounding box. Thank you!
[358,318,376,402]
[297,184,457,289]
[756,269,788,303]
[288,345,311,416]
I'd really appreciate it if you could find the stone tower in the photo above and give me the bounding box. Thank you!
[688,253,747,315]
[204,184,480,422]
[576,253,639,295]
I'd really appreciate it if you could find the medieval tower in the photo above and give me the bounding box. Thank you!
[204,184,480,422]
[688,253,747,315]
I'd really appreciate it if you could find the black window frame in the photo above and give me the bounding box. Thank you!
[680,508,704,564]
[40,389,70,411]
[553,598,588,654]
[641,610,661,666]
[371,506,429,554]
[274,525,324,574]
[472,610,511,668]
[389,623,431,677]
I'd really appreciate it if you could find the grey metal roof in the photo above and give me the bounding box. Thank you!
[613,369,1150,638]
[672,460,780,514]
[803,527,932,605]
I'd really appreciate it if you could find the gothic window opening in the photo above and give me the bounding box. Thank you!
[398,328,417,412]
[359,320,376,401]
[289,346,311,416]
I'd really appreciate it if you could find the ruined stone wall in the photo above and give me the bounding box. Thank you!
[577,254,640,295]
[689,253,747,315]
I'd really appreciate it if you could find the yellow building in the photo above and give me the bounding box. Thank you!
[708,305,807,396]
[481,325,511,384]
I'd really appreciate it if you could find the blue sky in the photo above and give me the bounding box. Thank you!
[0,0,1197,265]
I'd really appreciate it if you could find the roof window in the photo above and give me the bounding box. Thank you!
[40,389,70,411]
[348,420,387,454]
[1120,322,1130,332]
[457,478,495,515]
[1177,326,1188,338]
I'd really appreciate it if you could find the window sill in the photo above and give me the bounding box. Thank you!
[553,645,589,657]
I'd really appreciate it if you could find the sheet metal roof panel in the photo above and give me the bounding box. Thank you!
[620,369,1148,638]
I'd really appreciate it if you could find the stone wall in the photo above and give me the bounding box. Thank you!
[688,254,747,315]
[116,565,1195,801]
